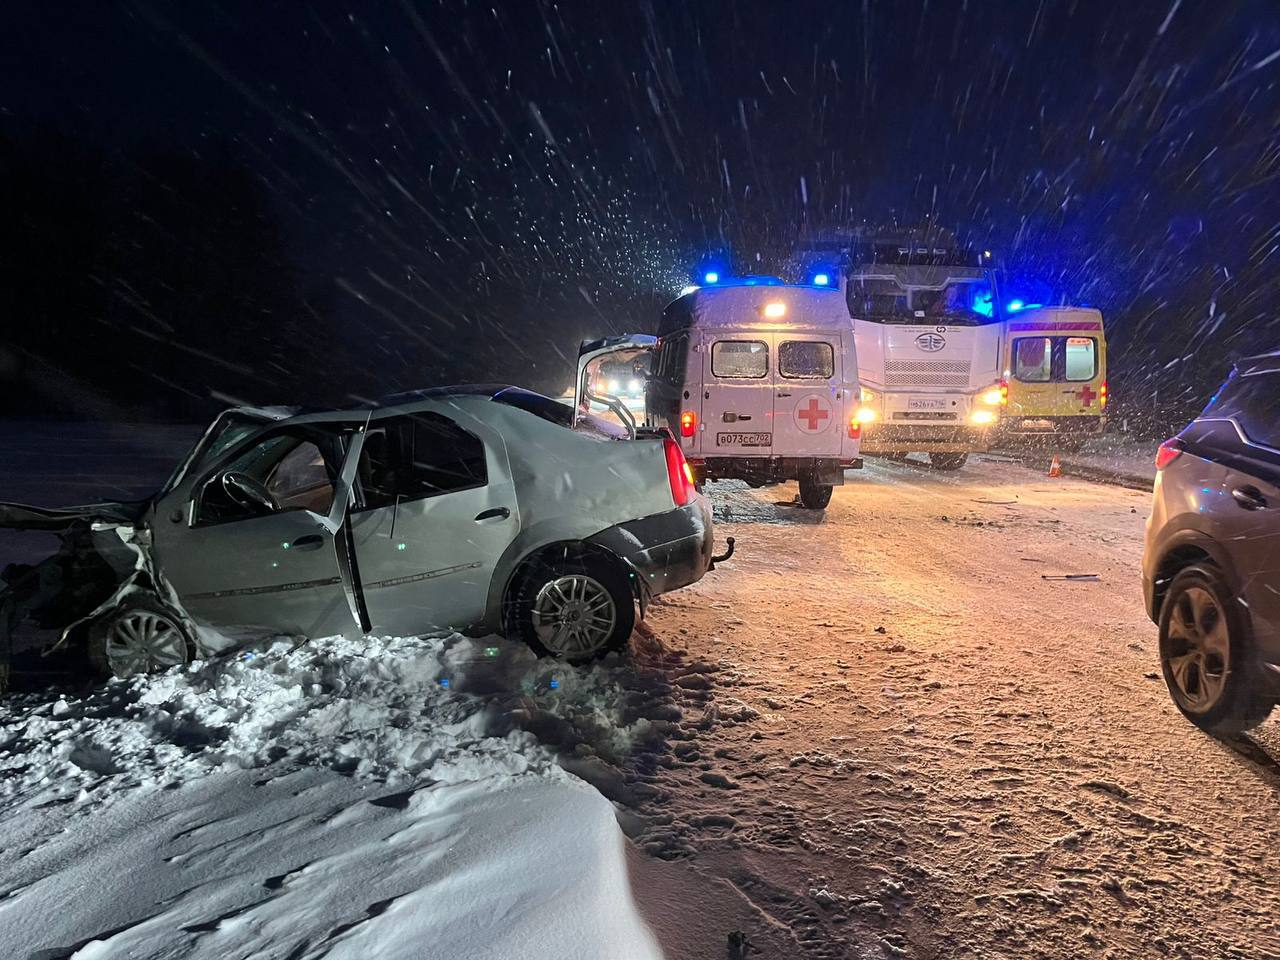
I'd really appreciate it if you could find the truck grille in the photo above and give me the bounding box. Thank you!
[884,359,971,388]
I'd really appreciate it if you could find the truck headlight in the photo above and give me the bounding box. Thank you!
[969,409,998,426]
[856,406,879,424]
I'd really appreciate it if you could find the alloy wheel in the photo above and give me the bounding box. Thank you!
[532,574,617,658]
[1164,586,1230,712]
[103,610,189,677]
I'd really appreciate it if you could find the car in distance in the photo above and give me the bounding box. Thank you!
[0,386,718,680]
[1143,352,1280,735]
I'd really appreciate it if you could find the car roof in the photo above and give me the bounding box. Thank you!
[372,383,515,408]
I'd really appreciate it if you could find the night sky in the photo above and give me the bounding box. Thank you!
[2,0,1278,428]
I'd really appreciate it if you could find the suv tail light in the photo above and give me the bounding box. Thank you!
[680,410,697,437]
[664,437,696,506]
[1155,438,1182,470]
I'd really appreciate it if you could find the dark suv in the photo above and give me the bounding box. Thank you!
[1143,352,1280,735]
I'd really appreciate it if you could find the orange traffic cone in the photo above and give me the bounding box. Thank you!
[1048,454,1063,478]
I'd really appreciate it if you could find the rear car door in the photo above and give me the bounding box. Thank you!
[348,408,520,636]
[771,334,842,457]
[149,420,366,641]
[1194,365,1280,633]
[703,335,775,455]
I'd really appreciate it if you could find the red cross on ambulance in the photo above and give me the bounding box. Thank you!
[794,395,832,433]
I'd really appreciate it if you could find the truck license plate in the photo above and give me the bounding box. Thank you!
[716,432,772,447]
[907,397,949,411]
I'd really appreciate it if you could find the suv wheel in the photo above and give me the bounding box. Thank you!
[88,598,193,679]
[798,478,833,510]
[928,452,968,471]
[511,554,635,662]
[1158,564,1274,736]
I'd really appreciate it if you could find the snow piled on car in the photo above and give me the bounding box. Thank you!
[0,633,667,959]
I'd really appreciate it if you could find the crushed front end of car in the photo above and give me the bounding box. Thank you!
[0,502,191,691]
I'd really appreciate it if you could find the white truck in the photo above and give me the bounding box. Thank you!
[800,233,1007,470]
[576,279,862,510]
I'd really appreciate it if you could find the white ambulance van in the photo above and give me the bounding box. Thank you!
[575,279,862,510]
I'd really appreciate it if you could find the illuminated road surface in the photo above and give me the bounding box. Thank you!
[633,456,1280,959]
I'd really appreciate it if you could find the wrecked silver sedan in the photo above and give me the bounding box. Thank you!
[1,386,723,686]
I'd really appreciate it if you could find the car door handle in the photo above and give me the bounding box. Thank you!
[1231,486,1268,511]
[290,534,325,551]
[474,507,511,522]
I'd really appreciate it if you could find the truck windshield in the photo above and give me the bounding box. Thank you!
[848,278,996,326]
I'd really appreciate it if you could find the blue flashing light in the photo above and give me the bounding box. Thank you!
[972,290,995,318]
[704,271,719,284]
[439,678,450,689]
[549,678,560,690]
[812,273,830,286]
[1005,300,1044,314]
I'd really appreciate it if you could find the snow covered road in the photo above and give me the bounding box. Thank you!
[624,457,1280,958]
[3,438,1279,959]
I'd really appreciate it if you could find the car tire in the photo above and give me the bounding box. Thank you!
[928,452,968,471]
[1158,564,1274,736]
[511,553,635,663]
[798,478,833,510]
[87,598,194,679]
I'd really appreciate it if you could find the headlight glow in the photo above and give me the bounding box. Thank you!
[856,406,879,424]
[980,387,1004,406]
[969,409,998,426]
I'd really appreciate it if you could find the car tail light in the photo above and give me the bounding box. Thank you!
[847,415,862,440]
[1155,438,1182,470]
[664,437,696,506]
[680,410,697,437]
[1100,380,1109,408]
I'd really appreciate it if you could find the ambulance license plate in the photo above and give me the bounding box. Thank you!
[907,396,949,411]
[717,432,772,447]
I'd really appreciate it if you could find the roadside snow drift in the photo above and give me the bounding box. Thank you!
[0,633,664,960]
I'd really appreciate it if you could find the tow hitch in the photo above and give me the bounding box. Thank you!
[710,536,736,570]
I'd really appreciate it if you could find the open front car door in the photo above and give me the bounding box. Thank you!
[147,414,368,643]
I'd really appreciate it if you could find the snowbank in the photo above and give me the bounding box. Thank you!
[0,633,666,959]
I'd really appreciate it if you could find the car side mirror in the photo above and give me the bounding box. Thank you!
[221,471,276,515]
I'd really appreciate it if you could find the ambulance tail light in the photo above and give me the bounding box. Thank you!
[1001,378,1009,405]
[847,415,862,440]
[1155,438,1182,471]
[1100,380,1109,409]
[663,437,696,506]
[680,410,697,437]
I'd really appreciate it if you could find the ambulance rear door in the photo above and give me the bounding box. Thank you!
[701,333,776,457]
[770,332,844,457]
